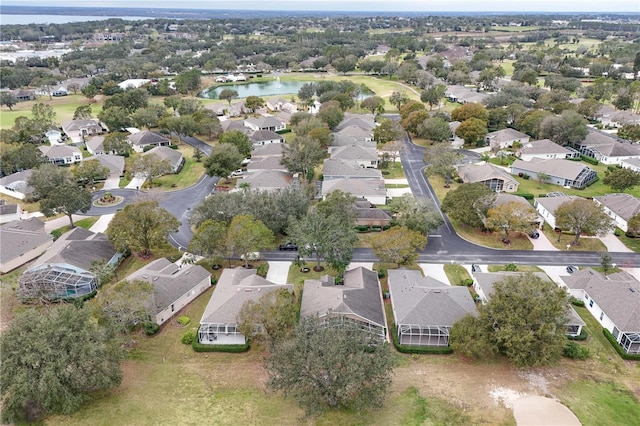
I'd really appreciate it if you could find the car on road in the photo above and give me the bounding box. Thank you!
[566,265,579,274]
[240,252,261,261]
[278,242,298,251]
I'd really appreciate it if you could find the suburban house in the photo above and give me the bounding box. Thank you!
[118,79,151,90]
[517,139,575,161]
[333,125,374,143]
[247,156,287,172]
[329,145,378,168]
[387,269,477,347]
[243,116,286,132]
[251,142,284,158]
[10,89,36,101]
[300,267,388,343]
[457,163,519,193]
[494,193,542,227]
[533,195,582,229]
[0,218,53,274]
[240,170,294,192]
[227,101,249,117]
[0,200,21,223]
[322,178,387,205]
[124,258,211,325]
[198,268,292,345]
[511,158,598,189]
[352,199,392,228]
[39,145,83,165]
[205,102,228,116]
[85,136,106,155]
[472,271,585,337]
[561,268,640,354]
[51,87,68,97]
[249,129,284,146]
[485,128,530,149]
[143,146,185,173]
[335,115,376,132]
[575,129,640,165]
[266,98,298,113]
[61,119,104,142]
[445,85,488,104]
[220,119,251,134]
[128,130,172,153]
[17,228,120,301]
[84,154,125,180]
[0,170,34,200]
[621,158,640,173]
[593,193,640,233]
[322,158,383,180]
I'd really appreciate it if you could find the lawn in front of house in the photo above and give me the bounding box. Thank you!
[443,264,472,286]
[380,161,406,179]
[50,217,99,239]
[486,264,542,273]
[616,231,640,252]
[540,224,608,252]
[455,221,534,250]
[150,146,206,190]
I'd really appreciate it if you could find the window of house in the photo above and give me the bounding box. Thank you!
[171,304,175,312]
[600,312,604,321]
[589,299,594,308]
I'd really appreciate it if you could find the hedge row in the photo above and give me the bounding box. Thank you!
[192,338,250,353]
[580,154,599,165]
[567,328,588,341]
[390,323,453,355]
[602,329,640,361]
[513,193,534,200]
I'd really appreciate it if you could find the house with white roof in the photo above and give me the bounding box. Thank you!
[575,129,640,165]
[243,116,286,132]
[593,193,640,233]
[533,195,582,229]
[0,170,34,200]
[621,158,640,173]
[128,130,171,153]
[457,163,519,193]
[328,145,378,168]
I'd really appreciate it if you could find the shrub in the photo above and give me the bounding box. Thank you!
[177,315,191,326]
[192,339,250,353]
[143,145,154,153]
[390,323,453,355]
[256,263,269,278]
[142,321,160,336]
[169,144,179,149]
[504,263,518,271]
[563,341,590,360]
[377,268,386,278]
[580,154,599,165]
[570,297,585,307]
[614,229,621,237]
[461,278,474,286]
[181,329,196,344]
[522,174,530,180]
[603,329,640,360]
[568,328,588,341]
[514,192,534,200]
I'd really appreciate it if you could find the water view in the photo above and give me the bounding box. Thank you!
[200,78,310,99]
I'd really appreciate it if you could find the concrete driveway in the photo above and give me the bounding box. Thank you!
[419,263,451,285]
[266,261,291,285]
[89,214,115,233]
[102,175,121,190]
[125,175,146,190]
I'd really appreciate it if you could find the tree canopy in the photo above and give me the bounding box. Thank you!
[555,198,613,245]
[106,200,180,256]
[264,315,395,416]
[204,143,243,180]
[423,143,462,186]
[370,226,426,266]
[226,214,275,267]
[0,306,122,423]
[485,201,538,241]
[602,168,640,192]
[452,273,570,367]
[237,288,298,346]
[441,183,496,228]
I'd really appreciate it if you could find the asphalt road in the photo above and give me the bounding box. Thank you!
[83,133,640,268]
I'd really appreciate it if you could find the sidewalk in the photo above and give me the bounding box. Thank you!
[529,230,560,251]
[598,233,633,253]
[89,214,115,233]
[43,214,89,233]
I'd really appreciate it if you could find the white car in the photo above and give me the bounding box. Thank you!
[230,169,243,177]
[240,252,260,261]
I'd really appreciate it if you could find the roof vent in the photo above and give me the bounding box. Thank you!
[433,289,441,293]
[184,271,190,275]
[244,288,252,292]
[153,277,159,281]
[630,288,637,293]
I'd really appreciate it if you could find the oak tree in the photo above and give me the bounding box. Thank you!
[370,226,426,266]
[555,198,613,245]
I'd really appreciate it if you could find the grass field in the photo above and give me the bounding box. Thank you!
[0,95,105,129]
[443,264,471,286]
[149,145,206,190]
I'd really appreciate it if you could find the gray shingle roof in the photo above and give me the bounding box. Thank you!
[335,117,375,132]
[458,163,517,185]
[252,143,284,157]
[388,269,477,327]
[486,128,529,143]
[242,170,292,190]
[143,146,183,167]
[32,227,117,272]
[534,195,582,214]
[520,139,572,155]
[0,218,52,265]
[125,257,211,314]
[511,158,592,181]
[334,125,373,139]
[200,267,291,325]
[329,145,378,161]
[322,178,386,199]
[84,154,125,175]
[39,145,82,159]
[249,129,283,143]
[128,130,170,147]
[473,271,551,300]
[562,268,640,331]
[300,267,385,328]
[322,158,382,179]
[594,193,640,222]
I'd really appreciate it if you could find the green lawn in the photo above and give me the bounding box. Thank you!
[486,264,542,273]
[0,95,104,129]
[616,231,640,252]
[51,217,99,239]
[380,161,406,179]
[540,224,608,252]
[443,264,471,286]
[150,146,206,190]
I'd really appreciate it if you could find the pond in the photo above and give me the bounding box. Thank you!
[200,78,311,99]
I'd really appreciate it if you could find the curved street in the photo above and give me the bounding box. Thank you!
[83,134,640,268]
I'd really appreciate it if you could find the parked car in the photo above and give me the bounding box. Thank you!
[529,230,540,239]
[279,242,298,251]
[471,264,480,273]
[230,169,243,177]
[240,252,260,261]
[566,265,579,274]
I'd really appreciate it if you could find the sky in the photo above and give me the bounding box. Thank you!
[3,0,640,13]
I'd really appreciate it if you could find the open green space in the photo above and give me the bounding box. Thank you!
[486,264,542,273]
[150,145,206,190]
[0,95,104,129]
[443,264,471,286]
[616,231,640,252]
[51,216,99,239]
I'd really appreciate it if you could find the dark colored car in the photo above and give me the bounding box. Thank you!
[566,266,579,274]
[278,242,298,251]
[529,231,540,239]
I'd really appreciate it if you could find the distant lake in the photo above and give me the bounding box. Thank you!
[200,79,310,100]
[1,14,150,25]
